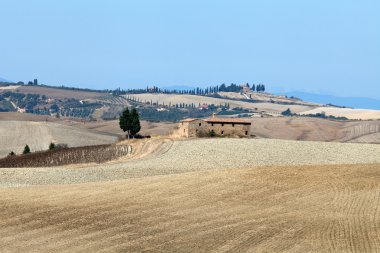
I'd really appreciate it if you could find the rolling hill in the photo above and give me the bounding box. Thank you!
[0,120,118,158]
[0,76,11,82]
[0,138,379,252]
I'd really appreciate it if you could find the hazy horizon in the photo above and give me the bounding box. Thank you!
[1,0,379,99]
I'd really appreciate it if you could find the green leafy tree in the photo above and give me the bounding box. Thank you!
[23,145,31,154]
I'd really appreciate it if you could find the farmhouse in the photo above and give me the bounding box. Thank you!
[179,114,251,137]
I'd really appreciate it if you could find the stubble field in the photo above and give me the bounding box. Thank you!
[0,163,379,252]
[1,138,380,252]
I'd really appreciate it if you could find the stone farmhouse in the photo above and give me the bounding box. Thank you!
[179,115,251,137]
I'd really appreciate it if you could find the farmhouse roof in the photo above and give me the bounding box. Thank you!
[204,117,251,125]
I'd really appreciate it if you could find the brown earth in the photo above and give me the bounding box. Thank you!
[0,163,379,252]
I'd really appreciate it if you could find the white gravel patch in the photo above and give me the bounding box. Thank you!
[1,138,379,187]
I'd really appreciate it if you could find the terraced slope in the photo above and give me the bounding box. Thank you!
[0,163,379,252]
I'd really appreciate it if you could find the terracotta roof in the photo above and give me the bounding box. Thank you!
[204,117,251,124]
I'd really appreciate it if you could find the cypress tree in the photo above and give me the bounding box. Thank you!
[23,145,31,154]
[119,107,132,139]
[130,108,141,137]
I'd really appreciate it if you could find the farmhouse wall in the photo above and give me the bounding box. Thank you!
[178,119,208,137]
[178,118,251,137]
[207,122,250,137]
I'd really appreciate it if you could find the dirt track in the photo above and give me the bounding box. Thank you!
[1,163,379,252]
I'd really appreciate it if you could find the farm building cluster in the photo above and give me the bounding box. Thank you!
[179,114,251,137]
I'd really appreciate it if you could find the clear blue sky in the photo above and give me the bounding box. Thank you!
[1,0,379,98]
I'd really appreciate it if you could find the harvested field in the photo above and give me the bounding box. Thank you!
[0,163,379,252]
[65,119,177,137]
[0,85,20,90]
[14,86,106,99]
[0,112,59,122]
[218,91,318,106]
[301,107,380,120]
[250,117,380,143]
[0,121,118,158]
[1,138,379,186]
[129,93,314,113]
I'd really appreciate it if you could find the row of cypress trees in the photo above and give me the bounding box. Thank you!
[119,107,141,139]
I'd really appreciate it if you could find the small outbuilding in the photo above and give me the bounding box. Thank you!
[178,114,251,138]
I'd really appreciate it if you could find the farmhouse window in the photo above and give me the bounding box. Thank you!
[245,131,248,135]
[211,123,214,126]
[199,123,201,126]
[222,123,224,126]
[221,131,224,135]
[232,124,235,127]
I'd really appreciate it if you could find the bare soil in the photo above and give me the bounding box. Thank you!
[0,163,379,252]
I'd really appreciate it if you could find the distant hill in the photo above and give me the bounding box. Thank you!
[0,76,11,83]
[161,85,196,91]
[283,91,380,110]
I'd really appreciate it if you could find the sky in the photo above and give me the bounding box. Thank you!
[1,0,379,99]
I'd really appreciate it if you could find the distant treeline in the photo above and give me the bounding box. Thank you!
[113,83,266,96]
[2,79,266,97]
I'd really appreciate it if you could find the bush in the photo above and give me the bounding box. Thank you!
[56,143,69,149]
[8,151,15,156]
[281,108,293,116]
[196,129,218,138]
[49,142,56,150]
[208,130,216,137]
[23,145,31,154]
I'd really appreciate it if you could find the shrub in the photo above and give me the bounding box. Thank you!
[56,143,69,149]
[23,145,31,154]
[8,151,15,156]
[281,108,293,116]
[208,130,216,137]
[49,142,56,150]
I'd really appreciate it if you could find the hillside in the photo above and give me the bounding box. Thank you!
[1,138,379,186]
[0,120,117,158]
[0,76,11,82]
[1,163,379,253]
[250,117,380,143]
[2,84,380,122]
[301,107,380,120]
[0,138,379,252]
[128,93,314,113]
